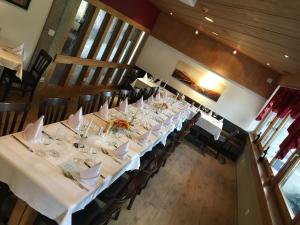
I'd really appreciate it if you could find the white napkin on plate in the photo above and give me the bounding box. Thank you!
[13,43,24,55]
[152,123,163,134]
[113,141,129,159]
[139,130,151,144]
[99,101,108,120]
[68,107,83,130]
[24,116,44,143]
[143,73,148,80]
[80,162,101,186]
[136,97,143,109]
[119,98,128,113]
[164,116,173,126]
[147,95,154,104]
[155,93,161,101]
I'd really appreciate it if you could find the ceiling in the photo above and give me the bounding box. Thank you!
[149,0,300,76]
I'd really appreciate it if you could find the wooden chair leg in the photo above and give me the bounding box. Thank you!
[113,209,121,220]
[127,195,137,210]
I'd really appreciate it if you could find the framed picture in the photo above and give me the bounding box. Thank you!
[5,0,31,10]
[172,61,226,102]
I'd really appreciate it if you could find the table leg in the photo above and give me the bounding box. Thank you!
[8,199,38,225]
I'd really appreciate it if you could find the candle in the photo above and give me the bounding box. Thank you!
[84,118,93,137]
[163,80,169,88]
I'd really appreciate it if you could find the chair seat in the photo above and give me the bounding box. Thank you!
[98,174,130,203]
[72,199,111,225]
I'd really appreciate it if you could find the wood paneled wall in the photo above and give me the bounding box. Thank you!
[151,13,282,98]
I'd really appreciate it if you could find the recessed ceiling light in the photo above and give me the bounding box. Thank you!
[233,50,237,55]
[212,32,218,36]
[170,12,173,16]
[266,62,270,66]
[284,54,289,58]
[204,17,214,23]
[195,30,199,35]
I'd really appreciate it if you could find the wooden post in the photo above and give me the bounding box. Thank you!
[8,199,38,225]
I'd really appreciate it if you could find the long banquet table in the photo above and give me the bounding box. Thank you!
[0,43,23,79]
[0,90,192,225]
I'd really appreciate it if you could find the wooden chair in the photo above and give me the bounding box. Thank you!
[134,88,143,102]
[117,90,129,106]
[78,94,97,115]
[0,102,30,136]
[1,50,52,101]
[153,87,159,97]
[97,91,116,110]
[38,98,70,125]
[142,88,152,100]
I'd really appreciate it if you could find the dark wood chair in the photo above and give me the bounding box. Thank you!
[78,94,97,115]
[38,98,70,125]
[97,91,116,110]
[142,87,152,100]
[153,87,159,97]
[134,88,143,102]
[1,50,52,101]
[0,102,30,136]
[0,102,30,223]
[117,90,129,106]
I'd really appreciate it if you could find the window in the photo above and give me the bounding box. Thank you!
[254,87,300,225]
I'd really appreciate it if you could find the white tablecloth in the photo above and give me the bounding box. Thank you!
[131,77,158,88]
[190,106,223,140]
[0,90,191,225]
[0,44,23,79]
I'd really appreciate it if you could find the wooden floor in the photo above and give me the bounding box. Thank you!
[110,141,237,225]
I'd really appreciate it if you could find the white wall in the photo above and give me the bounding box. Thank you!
[0,0,53,68]
[136,36,266,131]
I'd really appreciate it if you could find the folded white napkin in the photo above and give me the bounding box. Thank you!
[155,93,161,101]
[119,98,128,113]
[173,112,181,121]
[139,130,151,144]
[113,141,129,159]
[164,116,173,126]
[80,162,101,186]
[13,43,24,55]
[68,107,83,130]
[99,101,109,120]
[143,73,148,80]
[136,97,143,109]
[152,123,163,133]
[147,95,154,104]
[24,116,44,143]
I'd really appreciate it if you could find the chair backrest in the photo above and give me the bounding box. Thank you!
[97,91,116,110]
[134,88,143,101]
[142,88,152,100]
[30,49,52,84]
[78,94,97,115]
[117,90,130,106]
[38,98,70,125]
[0,102,30,136]
[153,87,159,97]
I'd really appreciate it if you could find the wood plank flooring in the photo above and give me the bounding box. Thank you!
[110,141,237,225]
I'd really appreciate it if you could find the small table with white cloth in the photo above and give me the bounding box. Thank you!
[189,106,223,140]
[131,77,158,89]
[0,43,23,80]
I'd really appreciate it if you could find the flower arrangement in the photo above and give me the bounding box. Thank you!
[113,119,131,130]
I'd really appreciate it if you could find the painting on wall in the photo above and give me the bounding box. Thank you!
[172,61,226,102]
[5,0,31,10]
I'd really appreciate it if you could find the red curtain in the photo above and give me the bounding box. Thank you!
[256,87,300,121]
[276,116,300,159]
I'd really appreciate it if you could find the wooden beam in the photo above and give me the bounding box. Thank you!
[91,19,124,85]
[86,0,150,33]
[104,25,134,82]
[255,108,273,134]
[113,29,142,85]
[55,55,129,68]
[61,7,99,87]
